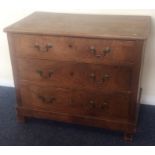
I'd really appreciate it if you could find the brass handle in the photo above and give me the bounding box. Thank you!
[34,43,53,52]
[38,95,56,104]
[90,46,96,55]
[102,47,111,56]
[36,70,54,78]
[100,102,108,109]
[36,70,43,76]
[90,46,111,58]
[102,74,110,82]
[90,46,101,58]
[89,100,96,108]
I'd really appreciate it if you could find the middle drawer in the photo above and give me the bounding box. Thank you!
[17,59,132,91]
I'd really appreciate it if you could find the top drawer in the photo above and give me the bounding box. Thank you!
[13,34,138,64]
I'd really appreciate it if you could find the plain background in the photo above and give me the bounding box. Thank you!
[0,1,155,106]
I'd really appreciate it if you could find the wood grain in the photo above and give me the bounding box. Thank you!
[17,58,133,92]
[4,12,150,39]
[20,83,131,121]
[13,34,139,64]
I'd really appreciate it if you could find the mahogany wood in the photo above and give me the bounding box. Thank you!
[4,12,150,141]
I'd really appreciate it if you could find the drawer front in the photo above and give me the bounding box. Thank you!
[14,34,137,64]
[18,59,133,91]
[20,84,131,120]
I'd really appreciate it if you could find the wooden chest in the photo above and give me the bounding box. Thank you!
[4,12,150,141]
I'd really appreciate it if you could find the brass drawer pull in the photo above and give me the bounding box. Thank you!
[36,70,43,76]
[36,70,54,78]
[34,43,53,52]
[90,46,96,55]
[102,74,110,82]
[89,73,110,83]
[89,46,111,58]
[102,47,111,56]
[38,95,56,104]
[89,100,108,109]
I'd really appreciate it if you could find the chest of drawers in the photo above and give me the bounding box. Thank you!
[4,12,150,141]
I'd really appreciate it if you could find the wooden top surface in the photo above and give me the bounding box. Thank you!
[4,12,151,39]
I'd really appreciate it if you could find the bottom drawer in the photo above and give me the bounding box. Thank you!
[20,83,131,121]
